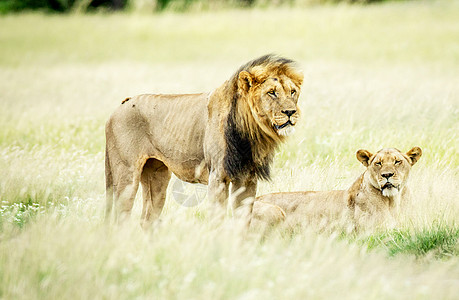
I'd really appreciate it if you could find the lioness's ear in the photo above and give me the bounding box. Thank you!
[238,71,253,93]
[356,150,373,167]
[406,147,422,166]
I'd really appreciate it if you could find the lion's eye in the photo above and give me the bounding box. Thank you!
[268,90,277,97]
[375,162,382,167]
[291,90,296,96]
[395,160,402,165]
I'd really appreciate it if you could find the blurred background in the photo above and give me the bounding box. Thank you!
[1,0,394,13]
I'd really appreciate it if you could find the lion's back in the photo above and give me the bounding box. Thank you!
[105,93,210,179]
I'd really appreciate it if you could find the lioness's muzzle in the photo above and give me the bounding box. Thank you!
[381,182,397,190]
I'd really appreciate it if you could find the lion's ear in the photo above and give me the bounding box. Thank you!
[238,71,253,94]
[294,71,304,88]
[406,147,422,166]
[356,150,373,167]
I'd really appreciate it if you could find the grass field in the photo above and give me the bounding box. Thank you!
[1,1,459,299]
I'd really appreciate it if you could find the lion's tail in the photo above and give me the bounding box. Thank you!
[105,146,114,223]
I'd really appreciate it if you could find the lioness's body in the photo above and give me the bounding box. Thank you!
[253,147,422,230]
[105,55,304,226]
[255,190,348,224]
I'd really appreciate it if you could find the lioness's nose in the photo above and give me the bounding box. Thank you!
[282,110,296,117]
[382,172,394,179]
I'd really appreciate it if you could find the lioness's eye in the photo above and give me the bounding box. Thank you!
[395,160,402,165]
[375,162,382,167]
[268,90,276,97]
[291,90,296,96]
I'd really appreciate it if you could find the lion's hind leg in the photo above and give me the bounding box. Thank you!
[105,146,141,224]
[110,159,142,224]
[140,158,171,229]
[105,148,114,223]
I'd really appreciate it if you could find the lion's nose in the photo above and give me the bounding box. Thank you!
[381,172,394,179]
[282,110,296,117]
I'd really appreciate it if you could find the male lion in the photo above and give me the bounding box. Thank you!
[252,147,422,230]
[105,55,304,226]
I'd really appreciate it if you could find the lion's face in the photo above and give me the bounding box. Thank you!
[238,70,302,137]
[356,147,422,197]
[256,75,301,136]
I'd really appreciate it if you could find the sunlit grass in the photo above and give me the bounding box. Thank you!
[1,206,458,299]
[0,0,459,298]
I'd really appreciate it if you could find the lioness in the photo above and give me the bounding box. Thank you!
[105,55,304,226]
[253,147,422,230]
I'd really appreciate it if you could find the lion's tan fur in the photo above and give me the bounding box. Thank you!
[105,55,303,226]
[252,147,422,231]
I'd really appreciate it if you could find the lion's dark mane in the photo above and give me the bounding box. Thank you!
[223,54,298,181]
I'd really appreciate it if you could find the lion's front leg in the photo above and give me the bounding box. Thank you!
[208,171,230,208]
[230,176,257,218]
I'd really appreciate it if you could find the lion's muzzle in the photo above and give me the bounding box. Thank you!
[274,120,293,130]
[281,110,297,117]
[273,109,299,136]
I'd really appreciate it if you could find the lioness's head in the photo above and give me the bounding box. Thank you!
[235,55,303,138]
[356,147,422,197]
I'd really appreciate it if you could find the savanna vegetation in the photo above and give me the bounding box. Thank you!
[1,0,458,298]
[0,0,395,14]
